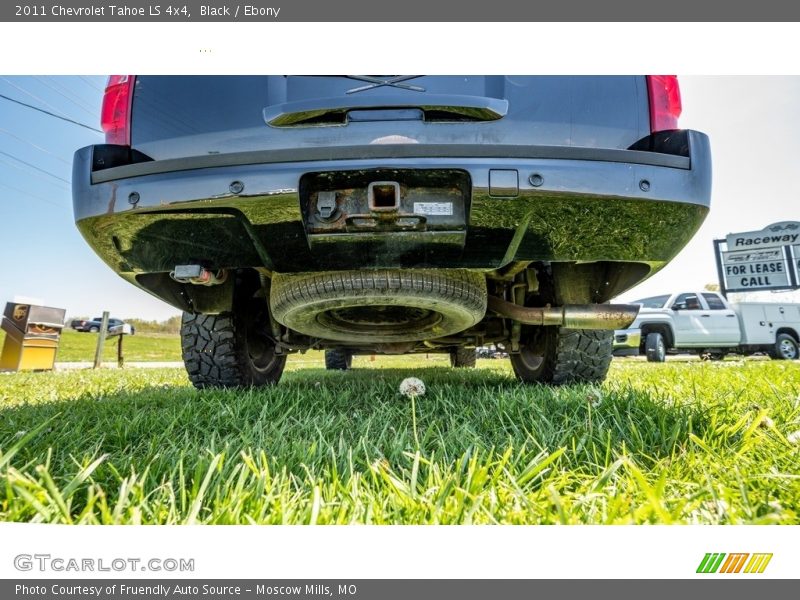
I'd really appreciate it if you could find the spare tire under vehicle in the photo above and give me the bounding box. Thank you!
[270,270,487,343]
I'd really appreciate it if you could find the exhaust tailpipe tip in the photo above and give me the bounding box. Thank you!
[487,296,639,330]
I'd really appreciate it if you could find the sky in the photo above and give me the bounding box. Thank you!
[0,75,798,321]
[0,75,183,321]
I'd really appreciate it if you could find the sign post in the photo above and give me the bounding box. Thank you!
[92,311,110,369]
[108,322,132,368]
[715,221,800,297]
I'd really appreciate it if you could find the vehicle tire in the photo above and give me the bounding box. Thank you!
[510,327,613,385]
[89,326,99,333]
[770,333,799,360]
[450,347,476,368]
[325,348,353,370]
[270,270,486,343]
[645,332,666,363]
[180,298,286,389]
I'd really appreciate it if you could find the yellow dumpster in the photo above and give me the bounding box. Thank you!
[0,302,66,371]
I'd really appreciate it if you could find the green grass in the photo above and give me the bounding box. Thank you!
[0,328,181,363]
[0,357,798,524]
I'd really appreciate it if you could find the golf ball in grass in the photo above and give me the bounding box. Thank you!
[399,377,426,398]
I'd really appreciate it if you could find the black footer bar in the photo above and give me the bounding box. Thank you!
[2,579,794,600]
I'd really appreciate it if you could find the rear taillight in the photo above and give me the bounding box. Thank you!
[646,75,682,133]
[101,75,135,145]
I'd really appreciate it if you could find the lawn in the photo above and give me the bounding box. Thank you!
[0,357,798,524]
[0,328,182,363]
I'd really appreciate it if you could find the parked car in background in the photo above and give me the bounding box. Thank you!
[71,317,135,335]
[476,345,509,359]
[614,291,800,361]
[73,75,711,388]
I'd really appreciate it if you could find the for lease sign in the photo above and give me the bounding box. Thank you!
[720,222,799,292]
[721,248,790,291]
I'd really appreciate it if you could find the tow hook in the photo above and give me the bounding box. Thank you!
[170,264,228,286]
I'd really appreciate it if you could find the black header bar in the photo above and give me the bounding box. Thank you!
[4,0,800,21]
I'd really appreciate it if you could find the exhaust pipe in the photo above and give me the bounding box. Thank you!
[171,265,228,286]
[487,296,638,330]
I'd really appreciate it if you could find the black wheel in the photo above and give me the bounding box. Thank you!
[270,270,486,343]
[89,326,99,333]
[450,347,476,368]
[510,327,613,385]
[180,297,286,389]
[325,348,353,370]
[645,332,666,363]
[770,333,799,360]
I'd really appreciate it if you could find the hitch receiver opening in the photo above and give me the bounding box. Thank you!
[368,181,400,211]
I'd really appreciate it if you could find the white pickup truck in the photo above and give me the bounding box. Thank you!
[613,291,800,361]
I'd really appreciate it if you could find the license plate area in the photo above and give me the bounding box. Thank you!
[300,169,469,234]
[299,169,471,267]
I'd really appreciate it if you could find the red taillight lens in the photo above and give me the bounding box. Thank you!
[101,75,135,145]
[646,75,682,133]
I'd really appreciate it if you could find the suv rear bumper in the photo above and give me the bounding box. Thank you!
[73,132,711,309]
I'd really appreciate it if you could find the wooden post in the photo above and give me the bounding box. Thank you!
[117,334,124,368]
[93,311,109,369]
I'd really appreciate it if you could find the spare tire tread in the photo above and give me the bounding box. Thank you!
[270,270,486,342]
[273,270,485,311]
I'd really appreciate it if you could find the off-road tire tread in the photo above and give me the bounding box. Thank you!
[511,328,613,385]
[450,347,477,368]
[181,312,285,389]
[325,348,352,370]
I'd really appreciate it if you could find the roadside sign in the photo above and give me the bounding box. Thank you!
[721,248,790,291]
[725,221,800,250]
[793,244,800,279]
[714,222,800,296]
